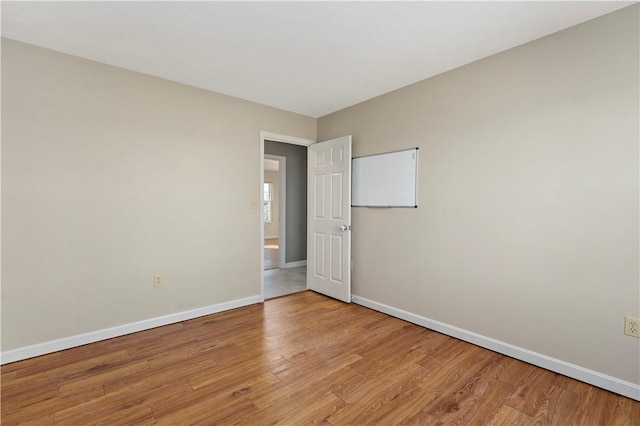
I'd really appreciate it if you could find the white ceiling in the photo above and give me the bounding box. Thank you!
[1,1,634,118]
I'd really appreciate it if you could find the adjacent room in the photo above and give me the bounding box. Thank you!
[1,1,638,424]
[263,142,309,299]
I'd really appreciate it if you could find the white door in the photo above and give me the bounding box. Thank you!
[307,136,352,303]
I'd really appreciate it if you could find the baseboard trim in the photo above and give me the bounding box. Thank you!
[283,260,307,268]
[264,235,278,240]
[352,295,640,401]
[0,295,263,365]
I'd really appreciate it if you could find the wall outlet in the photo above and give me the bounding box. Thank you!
[154,274,163,288]
[624,317,640,337]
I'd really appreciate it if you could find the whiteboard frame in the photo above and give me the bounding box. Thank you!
[351,147,419,208]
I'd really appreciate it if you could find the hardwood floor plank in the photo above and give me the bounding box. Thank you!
[417,344,489,394]
[332,357,424,405]
[239,386,344,425]
[51,377,186,425]
[528,385,580,425]
[154,390,259,425]
[363,385,440,425]
[57,359,149,398]
[187,362,282,393]
[2,379,59,416]
[15,349,131,380]
[103,353,219,394]
[56,405,156,426]
[417,354,507,423]
[75,322,187,357]
[2,291,638,425]
[274,391,346,425]
[504,362,571,417]
[1,352,62,375]
[328,364,429,425]
[457,378,516,424]
[272,351,361,382]
[3,350,124,394]
[124,333,199,360]
[571,385,621,425]
[144,342,223,371]
[615,393,640,416]
[1,370,19,381]
[104,371,193,400]
[248,364,359,411]
[151,367,281,424]
[8,415,53,426]
[51,388,157,426]
[487,404,533,425]
[1,386,105,426]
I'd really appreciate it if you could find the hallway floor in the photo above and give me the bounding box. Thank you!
[264,238,279,270]
[264,266,306,299]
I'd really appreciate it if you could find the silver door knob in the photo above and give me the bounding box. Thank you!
[340,225,351,231]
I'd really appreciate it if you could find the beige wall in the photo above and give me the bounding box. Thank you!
[1,39,316,350]
[319,5,639,385]
[264,170,280,238]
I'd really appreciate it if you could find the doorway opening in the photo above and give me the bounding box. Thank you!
[260,132,314,300]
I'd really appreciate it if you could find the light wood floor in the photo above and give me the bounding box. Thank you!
[264,238,279,270]
[2,291,638,425]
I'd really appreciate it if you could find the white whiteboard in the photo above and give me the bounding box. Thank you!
[352,148,418,207]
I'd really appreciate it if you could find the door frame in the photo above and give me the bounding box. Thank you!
[264,154,286,268]
[259,131,315,301]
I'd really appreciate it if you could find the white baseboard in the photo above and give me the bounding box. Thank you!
[283,260,307,268]
[352,295,640,401]
[264,235,278,240]
[0,295,263,365]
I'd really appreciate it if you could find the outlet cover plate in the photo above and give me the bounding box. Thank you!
[624,316,640,337]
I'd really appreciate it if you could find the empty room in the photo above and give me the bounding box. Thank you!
[1,1,639,425]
